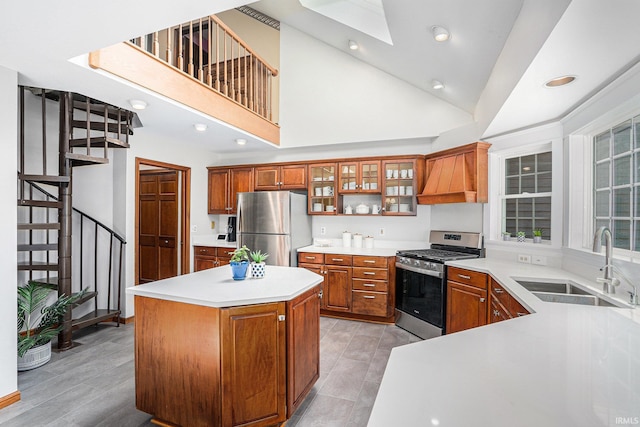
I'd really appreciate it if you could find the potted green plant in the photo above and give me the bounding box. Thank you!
[249,250,269,279]
[230,245,250,280]
[516,231,526,242]
[533,229,542,243]
[501,231,511,241]
[17,281,86,371]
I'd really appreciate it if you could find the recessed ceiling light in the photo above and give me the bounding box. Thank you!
[194,123,207,132]
[544,75,576,88]
[432,80,445,90]
[348,40,359,50]
[431,26,450,42]
[236,138,247,145]
[129,99,147,110]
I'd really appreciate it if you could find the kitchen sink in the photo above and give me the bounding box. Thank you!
[515,279,631,308]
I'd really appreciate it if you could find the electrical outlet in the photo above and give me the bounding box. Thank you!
[320,227,326,235]
[518,254,531,264]
[379,228,385,236]
[191,225,198,233]
[532,255,547,266]
[210,221,215,229]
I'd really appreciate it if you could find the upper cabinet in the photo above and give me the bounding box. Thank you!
[208,167,253,214]
[418,142,491,204]
[255,164,307,191]
[382,158,419,215]
[338,160,381,194]
[308,163,338,215]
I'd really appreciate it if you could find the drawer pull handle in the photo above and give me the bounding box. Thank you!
[516,312,528,317]
[363,295,375,299]
[332,258,344,262]
[363,283,376,287]
[494,288,504,294]
[363,272,376,276]
[305,256,316,260]
[458,274,471,280]
[364,260,376,264]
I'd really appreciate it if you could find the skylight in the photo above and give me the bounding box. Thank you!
[299,0,393,45]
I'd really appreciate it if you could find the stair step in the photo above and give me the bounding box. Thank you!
[72,100,131,121]
[18,223,60,230]
[17,199,62,208]
[18,243,57,251]
[72,290,97,308]
[69,136,130,149]
[18,261,58,271]
[19,174,70,184]
[71,120,131,134]
[72,309,120,330]
[66,153,109,167]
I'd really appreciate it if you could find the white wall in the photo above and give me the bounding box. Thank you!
[278,24,473,147]
[0,66,18,400]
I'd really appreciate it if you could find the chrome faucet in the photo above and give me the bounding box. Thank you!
[592,226,620,293]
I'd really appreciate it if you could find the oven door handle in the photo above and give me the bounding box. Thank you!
[396,263,443,279]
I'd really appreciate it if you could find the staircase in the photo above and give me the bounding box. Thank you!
[17,87,136,351]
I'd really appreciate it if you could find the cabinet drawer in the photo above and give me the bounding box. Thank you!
[447,267,487,290]
[490,278,511,309]
[325,255,353,266]
[217,248,236,259]
[352,267,387,280]
[298,252,324,265]
[194,246,216,256]
[353,256,387,268]
[352,290,388,317]
[352,278,388,292]
[509,297,530,318]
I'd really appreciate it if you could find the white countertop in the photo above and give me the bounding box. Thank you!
[126,265,323,308]
[192,234,237,248]
[298,240,426,257]
[369,258,640,427]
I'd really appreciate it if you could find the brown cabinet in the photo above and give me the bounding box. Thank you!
[308,163,338,215]
[418,141,490,204]
[194,246,235,272]
[254,164,307,190]
[489,277,531,323]
[381,158,419,215]
[134,285,321,427]
[208,167,253,214]
[298,252,394,321]
[338,160,381,193]
[446,266,488,334]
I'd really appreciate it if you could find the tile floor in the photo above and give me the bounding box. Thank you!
[1,317,419,426]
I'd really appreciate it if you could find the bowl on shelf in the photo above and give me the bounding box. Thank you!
[399,203,410,212]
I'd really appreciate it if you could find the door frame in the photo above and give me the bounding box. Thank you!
[135,157,191,285]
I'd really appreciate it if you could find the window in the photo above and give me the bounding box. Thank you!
[502,151,552,240]
[593,115,640,251]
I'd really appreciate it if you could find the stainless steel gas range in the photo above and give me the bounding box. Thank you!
[395,230,484,339]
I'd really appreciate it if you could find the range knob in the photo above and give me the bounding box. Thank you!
[414,259,421,267]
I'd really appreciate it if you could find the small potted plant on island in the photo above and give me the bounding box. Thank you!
[250,250,269,279]
[501,231,511,241]
[17,281,86,371]
[230,245,250,280]
[516,231,526,242]
[533,229,542,243]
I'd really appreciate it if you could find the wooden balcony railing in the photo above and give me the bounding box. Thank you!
[130,15,278,123]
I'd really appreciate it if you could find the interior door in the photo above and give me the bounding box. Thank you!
[138,170,179,283]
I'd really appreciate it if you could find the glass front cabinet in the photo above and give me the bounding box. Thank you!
[337,160,381,194]
[309,163,337,215]
[382,159,418,215]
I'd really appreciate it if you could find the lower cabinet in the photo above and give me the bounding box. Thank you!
[446,266,488,334]
[194,246,234,272]
[134,286,320,427]
[298,252,394,322]
[489,277,531,323]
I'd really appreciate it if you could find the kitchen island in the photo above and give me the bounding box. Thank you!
[368,258,640,426]
[127,265,323,427]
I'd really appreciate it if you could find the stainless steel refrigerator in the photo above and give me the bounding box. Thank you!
[237,191,312,267]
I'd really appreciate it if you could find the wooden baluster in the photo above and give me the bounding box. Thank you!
[198,18,203,81]
[242,46,247,106]
[268,71,272,121]
[223,29,228,96]
[248,54,254,110]
[188,22,194,77]
[207,17,212,87]
[230,36,235,101]
[215,21,220,91]
[153,31,159,57]
[166,26,172,64]
[178,23,183,71]
[261,63,266,117]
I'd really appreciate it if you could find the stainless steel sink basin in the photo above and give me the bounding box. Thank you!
[515,279,631,308]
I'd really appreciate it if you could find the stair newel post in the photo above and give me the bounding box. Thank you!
[57,91,74,351]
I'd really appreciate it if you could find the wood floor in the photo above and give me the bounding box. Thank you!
[1,317,419,426]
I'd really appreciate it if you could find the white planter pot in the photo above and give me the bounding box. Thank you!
[251,262,266,279]
[502,234,511,241]
[17,341,52,371]
[517,234,526,242]
[533,236,542,243]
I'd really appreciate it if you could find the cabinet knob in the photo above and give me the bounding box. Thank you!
[479,298,486,303]
[164,240,169,244]
[493,310,500,317]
